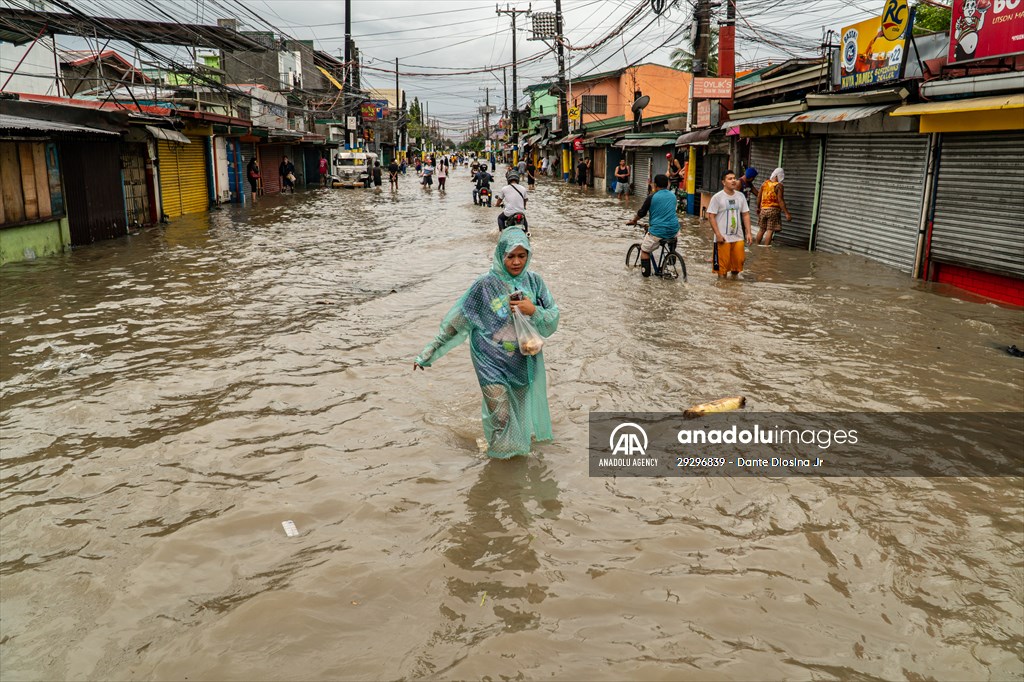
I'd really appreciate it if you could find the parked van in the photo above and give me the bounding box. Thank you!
[332,151,378,188]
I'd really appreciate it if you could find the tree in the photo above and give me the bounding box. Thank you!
[671,27,718,75]
[408,97,425,141]
[913,1,951,35]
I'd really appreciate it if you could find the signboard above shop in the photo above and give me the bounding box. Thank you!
[696,100,722,127]
[949,0,1024,64]
[360,100,390,121]
[693,77,734,99]
[839,7,913,90]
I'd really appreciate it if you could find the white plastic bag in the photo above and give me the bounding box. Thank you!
[512,307,544,356]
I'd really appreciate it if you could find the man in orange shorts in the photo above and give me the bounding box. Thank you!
[707,170,752,278]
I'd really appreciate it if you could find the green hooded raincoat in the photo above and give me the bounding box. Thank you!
[416,231,559,458]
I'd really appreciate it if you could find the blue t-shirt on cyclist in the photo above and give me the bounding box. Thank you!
[635,183,679,240]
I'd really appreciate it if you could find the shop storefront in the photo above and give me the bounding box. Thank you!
[813,132,928,271]
[893,94,1024,304]
[157,127,211,219]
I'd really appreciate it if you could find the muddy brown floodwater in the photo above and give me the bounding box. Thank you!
[2,166,1022,681]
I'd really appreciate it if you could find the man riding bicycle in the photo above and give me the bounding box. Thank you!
[496,171,528,233]
[626,174,679,277]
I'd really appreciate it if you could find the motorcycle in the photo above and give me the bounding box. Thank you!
[477,186,492,207]
[501,211,530,238]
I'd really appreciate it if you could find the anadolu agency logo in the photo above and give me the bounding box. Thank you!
[610,423,648,456]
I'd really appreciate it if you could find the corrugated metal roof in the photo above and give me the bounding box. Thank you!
[0,7,267,51]
[724,113,795,127]
[584,124,632,140]
[615,137,675,148]
[0,114,119,136]
[676,128,715,145]
[144,125,190,143]
[789,104,893,124]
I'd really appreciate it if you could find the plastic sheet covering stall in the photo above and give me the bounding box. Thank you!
[815,134,928,272]
[158,136,208,218]
[778,136,821,248]
[930,130,1024,278]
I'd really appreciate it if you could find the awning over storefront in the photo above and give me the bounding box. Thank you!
[143,125,190,143]
[267,130,304,142]
[554,133,580,144]
[615,137,676,148]
[724,113,795,127]
[890,93,1024,133]
[789,104,893,124]
[584,124,632,141]
[675,128,714,145]
[891,93,1024,116]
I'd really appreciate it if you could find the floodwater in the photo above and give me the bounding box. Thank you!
[2,166,1022,682]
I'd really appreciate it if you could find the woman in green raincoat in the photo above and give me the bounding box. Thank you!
[414,230,559,458]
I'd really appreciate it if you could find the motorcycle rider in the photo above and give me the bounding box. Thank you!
[495,171,529,235]
[473,165,494,206]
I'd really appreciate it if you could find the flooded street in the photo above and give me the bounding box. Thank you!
[2,167,1022,681]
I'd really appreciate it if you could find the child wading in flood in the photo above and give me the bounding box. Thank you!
[414,230,559,458]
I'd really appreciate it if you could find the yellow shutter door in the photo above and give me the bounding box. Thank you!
[158,137,209,218]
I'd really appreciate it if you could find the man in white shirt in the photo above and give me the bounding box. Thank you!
[706,169,752,278]
[496,171,529,233]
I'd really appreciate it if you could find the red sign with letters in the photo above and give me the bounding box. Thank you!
[693,77,734,99]
[948,0,1024,64]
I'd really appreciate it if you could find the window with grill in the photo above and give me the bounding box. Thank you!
[581,95,607,115]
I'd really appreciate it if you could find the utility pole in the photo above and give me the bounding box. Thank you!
[497,3,530,165]
[719,0,736,112]
[395,57,400,160]
[553,0,570,180]
[343,0,354,149]
[685,0,712,214]
[344,0,352,87]
[502,66,508,118]
[485,87,491,149]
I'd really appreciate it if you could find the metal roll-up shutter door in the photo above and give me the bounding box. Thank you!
[651,149,669,179]
[240,142,256,167]
[815,134,928,272]
[260,144,285,194]
[239,142,256,200]
[158,136,208,218]
[60,141,127,245]
[778,137,821,248]
[749,138,780,230]
[120,142,150,226]
[304,148,320,186]
[634,150,652,195]
[931,131,1024,278]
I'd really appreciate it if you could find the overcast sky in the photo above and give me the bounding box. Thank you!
[55,0,882,137]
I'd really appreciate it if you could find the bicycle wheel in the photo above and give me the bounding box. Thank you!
[660,251,686,280]
[626,243,642,268]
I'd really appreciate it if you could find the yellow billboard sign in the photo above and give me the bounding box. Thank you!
[839,14,910,90]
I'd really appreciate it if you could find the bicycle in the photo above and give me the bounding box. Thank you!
[625,223,687,280]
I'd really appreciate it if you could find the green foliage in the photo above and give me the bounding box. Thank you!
[913,1,952,35]
[671,27,718,75]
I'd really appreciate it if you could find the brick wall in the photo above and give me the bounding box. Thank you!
[934,263,1024,307]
